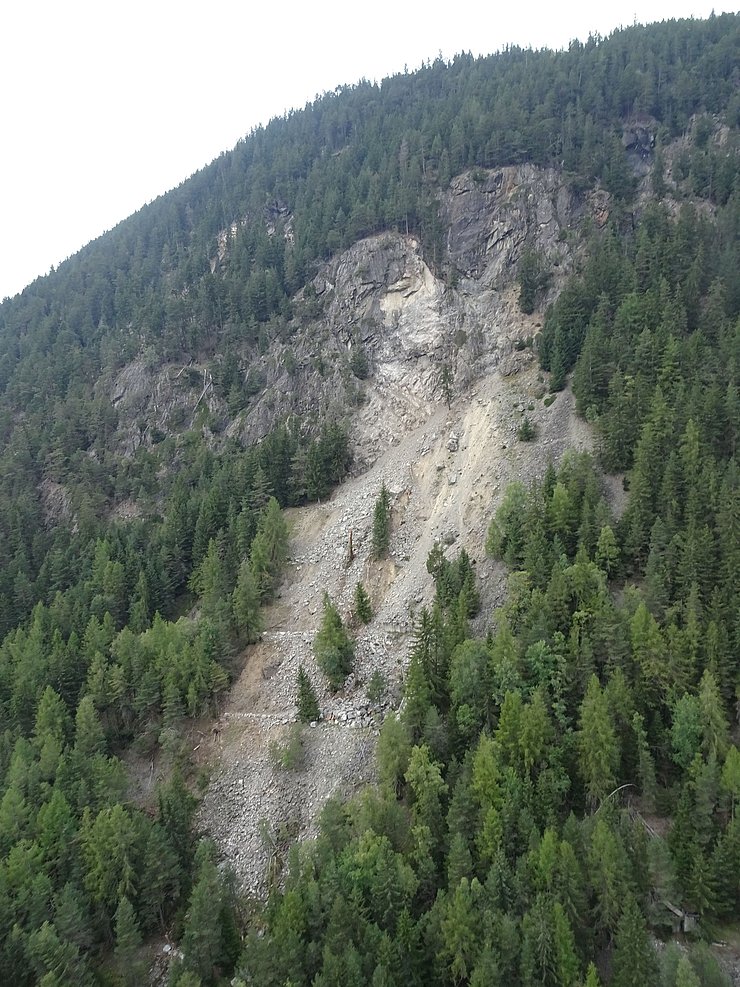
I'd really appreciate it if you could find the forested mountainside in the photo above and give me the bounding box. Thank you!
[0,13,739,987]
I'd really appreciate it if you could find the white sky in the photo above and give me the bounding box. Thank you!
[0,1,735,300]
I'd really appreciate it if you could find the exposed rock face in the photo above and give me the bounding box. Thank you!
[235,164,609,462]
[106,359,225,456]
[39,479,75,529]
[622,118,658,175]
[104,164,610,463]
[442,164,587,280]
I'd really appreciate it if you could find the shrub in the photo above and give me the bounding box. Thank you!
[270,722,305,771]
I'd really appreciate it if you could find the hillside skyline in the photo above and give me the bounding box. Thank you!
[1,0,735,302]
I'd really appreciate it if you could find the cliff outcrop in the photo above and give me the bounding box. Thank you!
[104,164,610,465]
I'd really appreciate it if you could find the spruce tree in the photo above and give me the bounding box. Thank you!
[372,484,391,559]
[181,847,226,983]
[377,712,411,794]
[517,416,536,441]
[296,666,320,722]
[250,497,289,601]
[578,675,619,808]
[354,582,373,624]
[710,818,740,918]
[139,824,182,931]
[675,955,701,987]
[27,921,93,987]
[114,896,144,987]
[232,560,263,643]
[366,670,387,706]
[402,656,432,744]
[73,695,105,760]
[721,745,740,820]
[611,895,658,987]
[584,963,602,987]
[314,594,354,691]
[698,669,730,760]
[595,524,620,577]
[53,883,93,953]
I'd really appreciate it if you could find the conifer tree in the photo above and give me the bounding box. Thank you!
[314,594,354,691]
[27,921,93,987]
[250,497,289,602]
[181,849,225,983]
[296,665,320,723]
[519,894,557,986]
[402,653,432,743]
[632,712,657,811]
[114,896,144,987]
[366,670,386,706]
[630,601,669,703]
[232,560,263,643]
[595,524,620,577]
[671,693,703,770]
[710,818,740,918]
[139,824,182,931]
[584,963,602,987]
[161,676,185,730]
[377,712,411,794]
[698,669,730,760]
[73,695,106,760]
[675,955,701,987]
[128,570,150,634]
[190,538,230,624]
[552,901,580,987]
[354,581,373,624]
[53,883,93,954]
[578,675,619,808]
[372,484,391,559]
[721,746,740,820]
[611,896,658,987]
[517,416,536,442]
[447,831,473,888]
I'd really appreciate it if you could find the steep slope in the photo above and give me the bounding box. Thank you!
[197,169,600,888]
[0,19,737,986]
[107,164,606,458]
[200,367,594,892]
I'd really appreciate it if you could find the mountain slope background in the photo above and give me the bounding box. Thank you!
[0,14,738,987]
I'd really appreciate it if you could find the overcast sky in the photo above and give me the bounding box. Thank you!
[0,1,734,300]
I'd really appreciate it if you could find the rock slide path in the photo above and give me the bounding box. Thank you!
[198,363,594,893]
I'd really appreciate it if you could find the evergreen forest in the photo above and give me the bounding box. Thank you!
[0,12,738,986]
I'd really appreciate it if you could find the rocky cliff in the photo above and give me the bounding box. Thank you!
[104,164,610,465]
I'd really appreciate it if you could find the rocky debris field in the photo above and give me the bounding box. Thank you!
[198,355,595,893]
[197,166,601,895]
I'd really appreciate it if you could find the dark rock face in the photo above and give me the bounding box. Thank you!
[622,120,657,175]
[441,165,598,281]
